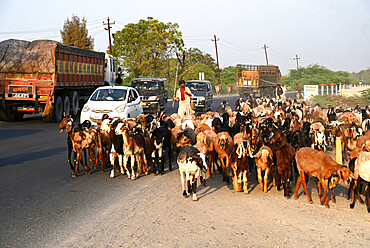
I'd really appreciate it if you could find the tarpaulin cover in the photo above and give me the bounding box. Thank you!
[0,39,57,74]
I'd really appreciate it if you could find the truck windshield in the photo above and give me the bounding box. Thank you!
[185,82,206,91]
[90,89,127,101]
[132,81,159,92]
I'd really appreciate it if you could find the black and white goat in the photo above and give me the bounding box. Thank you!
[177,145,207,201]
[151,126,172,174]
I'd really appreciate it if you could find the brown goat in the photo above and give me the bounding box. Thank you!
[231,133,251,193]
[253,145,274,193]
[196,130,218,178]
[216,132,234,183]
[62,117,97,177]
[96,121,112,172]
[294,147,352,208]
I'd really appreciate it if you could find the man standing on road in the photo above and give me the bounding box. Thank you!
[282,84,287,99]
[296,84,302,99]
[275,84,283,100]
[173,80,194,118]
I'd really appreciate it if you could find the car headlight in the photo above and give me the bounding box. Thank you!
[82,105,90,112]
[115,104,126,112]
[148,96,157,100]
[199,97,205,101]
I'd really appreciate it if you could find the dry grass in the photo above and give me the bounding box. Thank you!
[308,94,368,109]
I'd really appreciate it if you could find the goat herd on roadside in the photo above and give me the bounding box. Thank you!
[59,96,370,211]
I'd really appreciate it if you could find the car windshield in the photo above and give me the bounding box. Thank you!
[132,81,159,92]
[90,89,127,101]
[185,82,207,91]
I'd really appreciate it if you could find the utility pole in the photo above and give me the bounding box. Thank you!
[262,44,269,65]
[103,17,115,55]
[294,54,301,77]
[212,34,221,85]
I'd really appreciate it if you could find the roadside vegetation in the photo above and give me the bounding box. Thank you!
[61,15,370,97]
[309,88,370,108]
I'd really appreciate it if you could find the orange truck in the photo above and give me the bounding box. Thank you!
[0,39,116,122]
[236,64,280,98]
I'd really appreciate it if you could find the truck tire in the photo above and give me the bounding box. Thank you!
[63,96,71,117]
[52,96,63,123]
[70,91,79,116]
[4,106,23,122]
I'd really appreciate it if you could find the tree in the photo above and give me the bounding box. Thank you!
[112,17,184,78]
[60,15,94,50]
[281,64,356,90]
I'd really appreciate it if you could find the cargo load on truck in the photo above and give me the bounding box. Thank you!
[0,39,116,122]
[236,64,280,98]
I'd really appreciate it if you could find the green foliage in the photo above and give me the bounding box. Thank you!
[310,95,337,107]
[351,68,370,84]
[360,88,370,102]
[220,66,237,85]
[112,17,184,78]
[60,15,94,49]
[281,64,356,90]
[310,89,369,108]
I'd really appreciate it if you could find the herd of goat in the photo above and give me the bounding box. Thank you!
[59,97,370,211]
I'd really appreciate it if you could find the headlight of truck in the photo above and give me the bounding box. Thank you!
[115,104,126,112]
[148,96,157,100]
[82,105,90,112]
[199,97,205,101]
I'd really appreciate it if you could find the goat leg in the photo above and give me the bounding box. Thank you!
[72,151,81,177]
[331,187,336,203]
[130,155,136,180]
[350,179,357,209]
[366,184,370,213]
[192,177,198,201]
[356,180,364,204]
[347,180,354,200]
[316,180,322,198]
[294,175,302,199]
[301,173,313,204]
[168,145,172,171]
[187,180,192,195]
[320,178,330,208]
[243,170,248,194]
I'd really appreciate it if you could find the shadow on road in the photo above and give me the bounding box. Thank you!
[0,146,65,168]
[0,129,43,140]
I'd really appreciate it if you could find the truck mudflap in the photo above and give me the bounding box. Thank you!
[42,95,52,117]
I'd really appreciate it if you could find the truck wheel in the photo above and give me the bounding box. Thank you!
[0,110,7,121]
[70,91,79,116]
[52,96,63,123]
[4,106,23,122]
[63,96,71,117]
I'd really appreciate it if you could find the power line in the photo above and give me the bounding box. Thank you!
[269,47,292,61]
[220,38,260,49]
[219,41,261,52]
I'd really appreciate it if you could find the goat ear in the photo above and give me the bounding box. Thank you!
[337,169,343,180]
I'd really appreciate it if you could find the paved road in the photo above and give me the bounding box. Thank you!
[4,91,366,248]
[0,95,239,247]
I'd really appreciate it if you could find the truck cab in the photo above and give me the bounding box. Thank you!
[104,54,117,86]
[131,78,168,113]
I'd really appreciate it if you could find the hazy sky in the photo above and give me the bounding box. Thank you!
[1,0,369,75]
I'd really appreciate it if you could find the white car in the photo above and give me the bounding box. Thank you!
[80,86,143,125]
